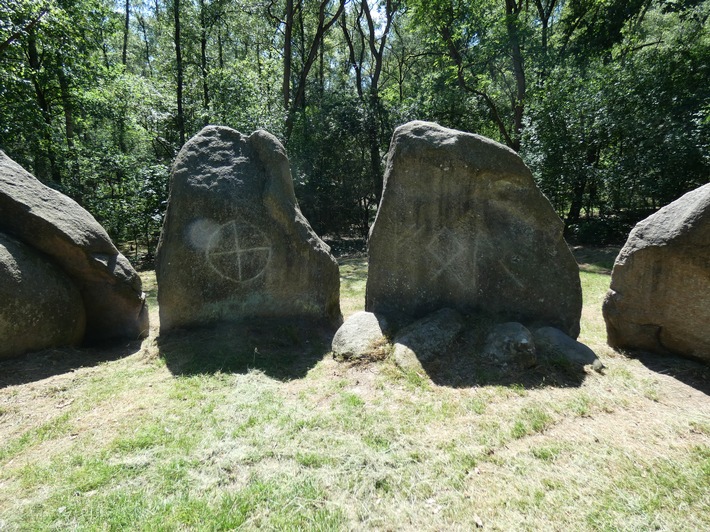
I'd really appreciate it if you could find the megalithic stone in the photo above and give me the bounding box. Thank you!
[156,126,341,333]
[0,150,148,344]
[366,121,582,338]
[603,182,710,362]
[0,233,86,359]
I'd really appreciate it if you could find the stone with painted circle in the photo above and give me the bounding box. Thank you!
[156,126,342,332]
[206,220,272,283]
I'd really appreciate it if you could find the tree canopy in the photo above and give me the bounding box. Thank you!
[1,0,708,255]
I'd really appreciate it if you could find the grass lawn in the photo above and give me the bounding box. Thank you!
[1,248,708,531]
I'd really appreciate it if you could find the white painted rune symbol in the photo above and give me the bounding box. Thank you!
[426,227,466,280]
[205,221,272,282]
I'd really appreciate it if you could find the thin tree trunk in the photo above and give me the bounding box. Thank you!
[122,0,130,66]
[566,179,586,226]
[318,37,324,97]
[100,26,110,69]
[199,0,210,121]
[283,0,294,111]
[340,7,364,99]
[174,0,185,145]
[217,26,224,69]
[28,28,60,183]
[533,0,557,80]
[362,0,395,201]
[56,54,74,149]
[138,15,153,77]
[505,0,526,152]
[285,0,345,139]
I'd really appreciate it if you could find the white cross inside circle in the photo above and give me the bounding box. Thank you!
[205,220,272,282]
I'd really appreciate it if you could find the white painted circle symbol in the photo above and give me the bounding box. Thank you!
[205,221,272,282]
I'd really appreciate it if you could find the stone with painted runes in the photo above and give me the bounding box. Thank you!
[366,121,582,338]
[156,126,341,332]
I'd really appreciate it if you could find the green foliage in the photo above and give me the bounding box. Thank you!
[289,91,377,237]
[0,0,708,250]
[522,1,710,234]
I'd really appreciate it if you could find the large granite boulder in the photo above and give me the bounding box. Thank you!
[366,121,582,337]
[603,183,710,362]
[0,151,148,344]
[156,126,341,332]
[0,234,86,359]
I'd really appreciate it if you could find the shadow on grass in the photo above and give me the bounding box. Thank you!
[0,340,144,389]
[157,319,336,381]
[571,245,621,274]
[630,350,710,396]
[405,335,590,390]
[338,255,368,289]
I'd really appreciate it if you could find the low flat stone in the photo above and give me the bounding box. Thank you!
[533,327,599,368]
[332,311,389,360]
[483,322,536,367]
[392,308,464,371]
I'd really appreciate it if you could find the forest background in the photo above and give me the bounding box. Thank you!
[1,0,708,263]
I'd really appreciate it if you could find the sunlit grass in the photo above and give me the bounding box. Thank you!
[337,254,367,318]
[1,248,708,530]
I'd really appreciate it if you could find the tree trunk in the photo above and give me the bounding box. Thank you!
[533,0,556,58]
[122,0,130,66]
[56,54,75,150]
[138,15,153,77]
[283,0,294,111]
[285,0,345,139]
[566,178,586,226]
[566,146,599,225]
[199,0,210,121]
[505,0,526,152]
[174,0,185,146]
[361,0,395,201]
[217,26,224,69]
[340,7,364,99]
[27,28,60,183]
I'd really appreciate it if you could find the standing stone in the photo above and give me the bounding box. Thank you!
[0,234,86,359]
[0,150,148,342]
[367,121,582,337]
[603,183,710,362]
[156,126,341,332]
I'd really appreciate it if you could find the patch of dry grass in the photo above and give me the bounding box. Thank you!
[338,253,368,318]
[1,249,708,530]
